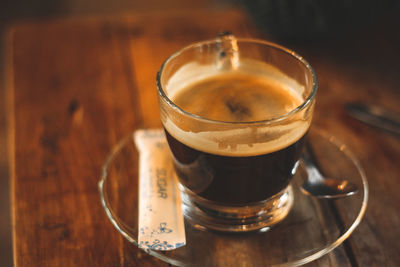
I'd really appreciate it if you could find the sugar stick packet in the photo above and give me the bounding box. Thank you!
[134,129,185,251]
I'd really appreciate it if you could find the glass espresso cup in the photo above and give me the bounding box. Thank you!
[156,34,317,232]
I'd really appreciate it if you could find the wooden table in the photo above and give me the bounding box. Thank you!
[7,7,400,267]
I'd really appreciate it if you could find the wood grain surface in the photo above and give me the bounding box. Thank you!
[7,7,400,267]
[291,12,400,267]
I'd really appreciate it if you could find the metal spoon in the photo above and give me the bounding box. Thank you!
[300,152,359,199]
[346,102,400,136]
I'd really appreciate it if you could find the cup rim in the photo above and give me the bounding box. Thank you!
[156,37,318,125]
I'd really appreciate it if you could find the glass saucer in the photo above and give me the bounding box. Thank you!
[99,128,368,266]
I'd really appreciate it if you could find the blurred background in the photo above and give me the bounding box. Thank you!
[1,0,398,266]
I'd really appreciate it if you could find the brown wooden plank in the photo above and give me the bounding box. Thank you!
[9,16,154,267]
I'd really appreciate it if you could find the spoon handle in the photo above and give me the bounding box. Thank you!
[346,103,400,135]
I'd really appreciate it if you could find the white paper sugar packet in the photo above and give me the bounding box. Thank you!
[134,129,186,251]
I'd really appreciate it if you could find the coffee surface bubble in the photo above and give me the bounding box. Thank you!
[172,72,301,122]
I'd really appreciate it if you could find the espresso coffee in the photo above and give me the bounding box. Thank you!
[163,70,310,205]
